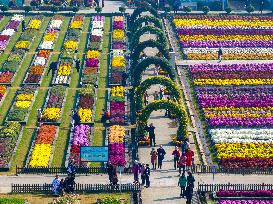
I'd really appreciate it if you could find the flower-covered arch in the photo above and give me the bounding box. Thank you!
[137,100,188,140]
[135,76,182,111]
[130,5,159,24]
[129,16,163,33]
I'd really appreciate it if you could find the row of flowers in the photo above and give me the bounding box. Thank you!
[218,200,273,204]
[41,86,66,123]
[0,15,24,50]
[109,16,127,85]
[110,86,125,124]
[53,16,83,85]
[0,122,22,168]
[0,16,43,84]
[0,85,7,103]
[6,85,37,123]
[28,124,58,167]
[108,125,126,166]
[217,190,273,197]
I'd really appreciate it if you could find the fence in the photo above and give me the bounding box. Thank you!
[190,165,273,175]
[16,166,132,175]
[12,183,141,194]
[197,183,273,193]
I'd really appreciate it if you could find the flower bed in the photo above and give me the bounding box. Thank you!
[108,125,126,166]
[6,85,37,124]
[0,16,44,85]
[87,16,104,51]
[0,15,24,51]
[0,122,22,169]
[217,190,273,197]
[173,15,273,60]
[67,124,92,167]
[109,86,126,124]
[27,124,58,167]
[0,85,7,103]
[41,86,67,123]
[218,201,273,204]
[53,16,84,85]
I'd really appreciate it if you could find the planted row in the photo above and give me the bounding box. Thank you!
[109,86,126,124]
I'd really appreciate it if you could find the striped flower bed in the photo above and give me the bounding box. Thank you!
[109,86,125,124]
[0,85,7,103]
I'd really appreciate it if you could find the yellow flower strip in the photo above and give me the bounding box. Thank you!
[15,101,32,109]
[87,50,100,59]
[112,56,125,67]
[28,19,41,29]
[205,112,273,118]
[204,107,273,111]
[78,108,92,123]
[42,108,61,121]
[194,78,273,86]
[17,93,34,101]
[188,53,273,60]
[109,125,125,144]
[15,41,30,49]
[173,19,273,27]
[111,86,124,97]
[44,33,57,41]
[215,143,273,159]
[179,35,273,41]
[29,144,52,167]
[58,64,72,76]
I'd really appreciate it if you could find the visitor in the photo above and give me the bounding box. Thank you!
[178,173,187,197]
[165,97,170,117]
[186,149,194,169]
[101,109,110,123]
[140,163,146,185]
[187,171,195,188]
[112,170,119,188]
[22,19,25,32]
[102,0,104,7]
[106,162,114,184]
[172,146,181,170]
[218,47,223,63]
[37,108,42,124]
[47,61,57,77]
[67,160,76,177]
[51,175,60,196]
[66,174,76,193]
[159,86,164,99]
[150,147,158,169]
[73,111,80,125]
[75,58,81,73]
[185,184,193,204]
[122,72,128,86]
[132,160,141,184]
[144,164,151,188]
[146,123,156,147]
[182,139,190,155]
[178,154,187,175]
[153,91,160,101]
[58,178,65,195]
[157,145,166,169]
[144,92,149,105]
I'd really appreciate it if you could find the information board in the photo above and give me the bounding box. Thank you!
[80,146,108,162]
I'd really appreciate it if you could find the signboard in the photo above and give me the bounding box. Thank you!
[80,146,108,162]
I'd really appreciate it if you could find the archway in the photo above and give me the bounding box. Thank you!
[137,100,188,140]
[130,5,159,24]
[135,76,182,111]
[131,40,170,67]
[130,26,168,50]
[132,56,176,86]
[129,16,163,33]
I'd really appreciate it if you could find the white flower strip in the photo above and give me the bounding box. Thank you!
[176,26,273,30]
[11,14,24,21]
[55,75,68,84]
[184,47,273,55]
[112,49,124,56]
[33,57,46,66]
[1,29,15,36]
[40,41,53,49]
[92,21,104,29]
[91,29,103,36]
[210,128,273,144]
[49,20,63,29]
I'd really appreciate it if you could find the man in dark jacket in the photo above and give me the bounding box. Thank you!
[144,164,150,188]
[146,123,156,147]
[157,145,166,169]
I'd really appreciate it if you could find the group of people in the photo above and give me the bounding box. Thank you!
[51,162,76,196]
[132,161,151,188]
[178,171,195,203]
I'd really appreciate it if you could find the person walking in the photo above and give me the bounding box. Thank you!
[150,148,158,169]
[140,163,146,185]
[106,162,114,184]
[159,86,164,99]
[182,139,190,155]
[178,173,187,197]
[157,145,166,169]
[153,91,160,101]
[51,175,60,196]
[187,171,195,188]
[75,58,81,73]
[186,149,194,169]
[185,184,193,204]
[146,123,156,147]
[132,160,140,184]
[144,164,151,188]
[165,97,170,117]
[172,146,181,170]
[178,154,187,175]
[144,91,149,106]
[22,19,25,32]
[218,47,223,63]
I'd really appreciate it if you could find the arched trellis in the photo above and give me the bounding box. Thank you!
[137,100,188,140]
[131,40,170,67]
[130,26,168,50]
[129,16,163,32]
[135,76,182,111]
[132,56,176,86]
[130,5,159,24]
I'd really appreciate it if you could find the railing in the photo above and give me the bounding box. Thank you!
[190,165,273,175]
[16,166,132,175]
[198,183,273,193]
[12,183,141,194]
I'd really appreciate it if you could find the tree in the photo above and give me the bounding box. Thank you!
[183,6,192,14]
[30,0,39,7]
[202,6,210,14]
[51,6,59,13]
[119,6,126,14]
[72,6,79,13]
[24,6,32,13]
[95,6,102,13]
[8,1,15,7]
[246,5,254,14]
[225,7,232,14]
[0,6,9,13]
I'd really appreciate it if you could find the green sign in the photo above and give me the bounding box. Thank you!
[80,146,108,162]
